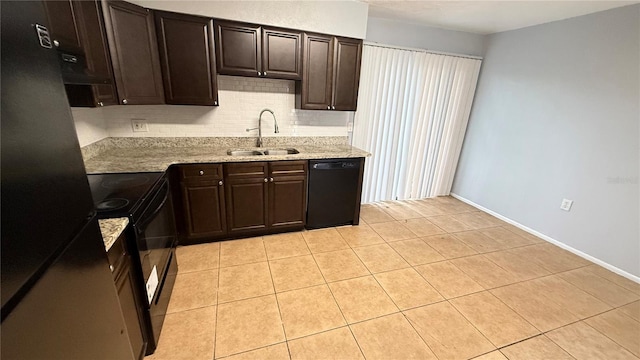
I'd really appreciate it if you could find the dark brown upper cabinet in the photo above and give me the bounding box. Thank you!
[101,0,164,105]
[155,11,218,106]
[215,20,302,80]
[43,0,118,107]
[42,0,84,54]
[75,0,119,106]
[297,34,362,111]
[332,37,362,111]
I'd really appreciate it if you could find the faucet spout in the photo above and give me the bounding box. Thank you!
[257,108,279,147]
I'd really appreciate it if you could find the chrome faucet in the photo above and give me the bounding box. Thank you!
[246,108,279,147]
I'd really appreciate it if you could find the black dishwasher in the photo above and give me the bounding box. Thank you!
[307,158,363,229]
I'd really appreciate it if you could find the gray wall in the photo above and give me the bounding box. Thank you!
[452,5,640,277]
[366,17,486,57]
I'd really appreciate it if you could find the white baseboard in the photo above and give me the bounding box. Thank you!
[450,193,640,285]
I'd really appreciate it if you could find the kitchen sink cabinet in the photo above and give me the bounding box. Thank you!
[107,233,146,360]
[155,11,219,106]
[177,165,227,240]
[214,20,302,80]
[268,161,307,229]
[101,0,165,105]
[224,162,270,235]
[296,34,362,111]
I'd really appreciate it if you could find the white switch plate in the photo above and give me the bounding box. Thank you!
[560,198,573,211]
[132,119,148,132]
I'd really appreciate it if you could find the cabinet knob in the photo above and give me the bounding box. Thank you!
[98,101,104,107]
[270,177,274,182]
[257,71,262,76]
[122,99,128,105]
[332,105,335,110]
[214,100,218,106]
[327,105,330,110]
[263,72,267,76]
[264,178,268,183]
[199,170,204,175]
[218,180,223,186]
[109,265,114,272]
[53,40,60,47]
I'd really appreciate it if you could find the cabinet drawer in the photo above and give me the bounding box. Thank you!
[179,164,223,180]
[225,162,267,178]
[270,160,307,176]
[107,233,127,274]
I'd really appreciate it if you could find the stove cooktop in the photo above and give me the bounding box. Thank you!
[87,172,164,218]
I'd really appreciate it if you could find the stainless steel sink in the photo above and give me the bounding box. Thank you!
[227,148,299,156]
[227,150,264,156]
[263,148,299,155]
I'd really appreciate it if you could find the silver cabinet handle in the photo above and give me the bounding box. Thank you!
[122,99,128,104]
[269,177,274,182]
[98,102,104,107]
[263,72,267,76]
[109,265,114,272]
[327,105,330,110]
[214,100,218,106]
[199,170,204,175]
[332,106,335,110]
[53,40,60,47]
[258,71,262,76]
[264,178,268,182]
[219,180,223,186]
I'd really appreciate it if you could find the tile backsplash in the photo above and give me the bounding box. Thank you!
[72,75,352,147]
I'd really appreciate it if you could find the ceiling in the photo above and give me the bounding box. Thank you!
[362,1,638,34]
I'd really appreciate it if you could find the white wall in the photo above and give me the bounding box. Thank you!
[366,17,486,57]
[128,0,368,39]
[72,76,351,146]
[452,5,640,277]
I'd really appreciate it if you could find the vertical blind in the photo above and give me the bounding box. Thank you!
[353,44,482,203]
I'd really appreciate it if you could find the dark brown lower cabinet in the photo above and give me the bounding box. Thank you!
[174,161,308,242]
[224,162,269,235]
[174,164,226,243]
[268,161,307,230]
[108,234,146,360]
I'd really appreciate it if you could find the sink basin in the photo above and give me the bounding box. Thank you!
[227,150,264,156]
[263,148,299,155]
[227,148,299,156]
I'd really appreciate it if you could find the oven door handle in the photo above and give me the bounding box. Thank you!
[135,179,170,234]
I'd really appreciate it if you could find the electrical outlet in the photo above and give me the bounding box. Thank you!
[131,119,148,132]
[560,198,573,211]
[347,121,354,132]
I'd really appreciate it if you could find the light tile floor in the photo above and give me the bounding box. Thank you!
[146,196,640,360]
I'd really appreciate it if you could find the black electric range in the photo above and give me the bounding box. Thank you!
[87,172,177,356]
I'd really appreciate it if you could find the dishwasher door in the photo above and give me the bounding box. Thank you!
[306,158,362,229]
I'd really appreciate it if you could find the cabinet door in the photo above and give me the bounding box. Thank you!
[332,37,362,111]
[115,257,146,360]
[42,0,83,53]
[299,33,333,110]
[155,11,218,106]
[262,27,302,80]
[269,175,306,229]
[75,0,118,106]
[102,0,164,105]
[181,180,227,238]
[215,20,261,77]
[225,177,268,234]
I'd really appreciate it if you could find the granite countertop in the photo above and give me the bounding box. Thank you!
[98,217,129,251]
[83,137,371,174]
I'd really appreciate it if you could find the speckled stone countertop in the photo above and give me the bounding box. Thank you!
[98,217,129,251]
[83,137,371,174]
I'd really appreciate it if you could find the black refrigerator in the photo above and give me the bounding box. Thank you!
[1,2,134,359]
